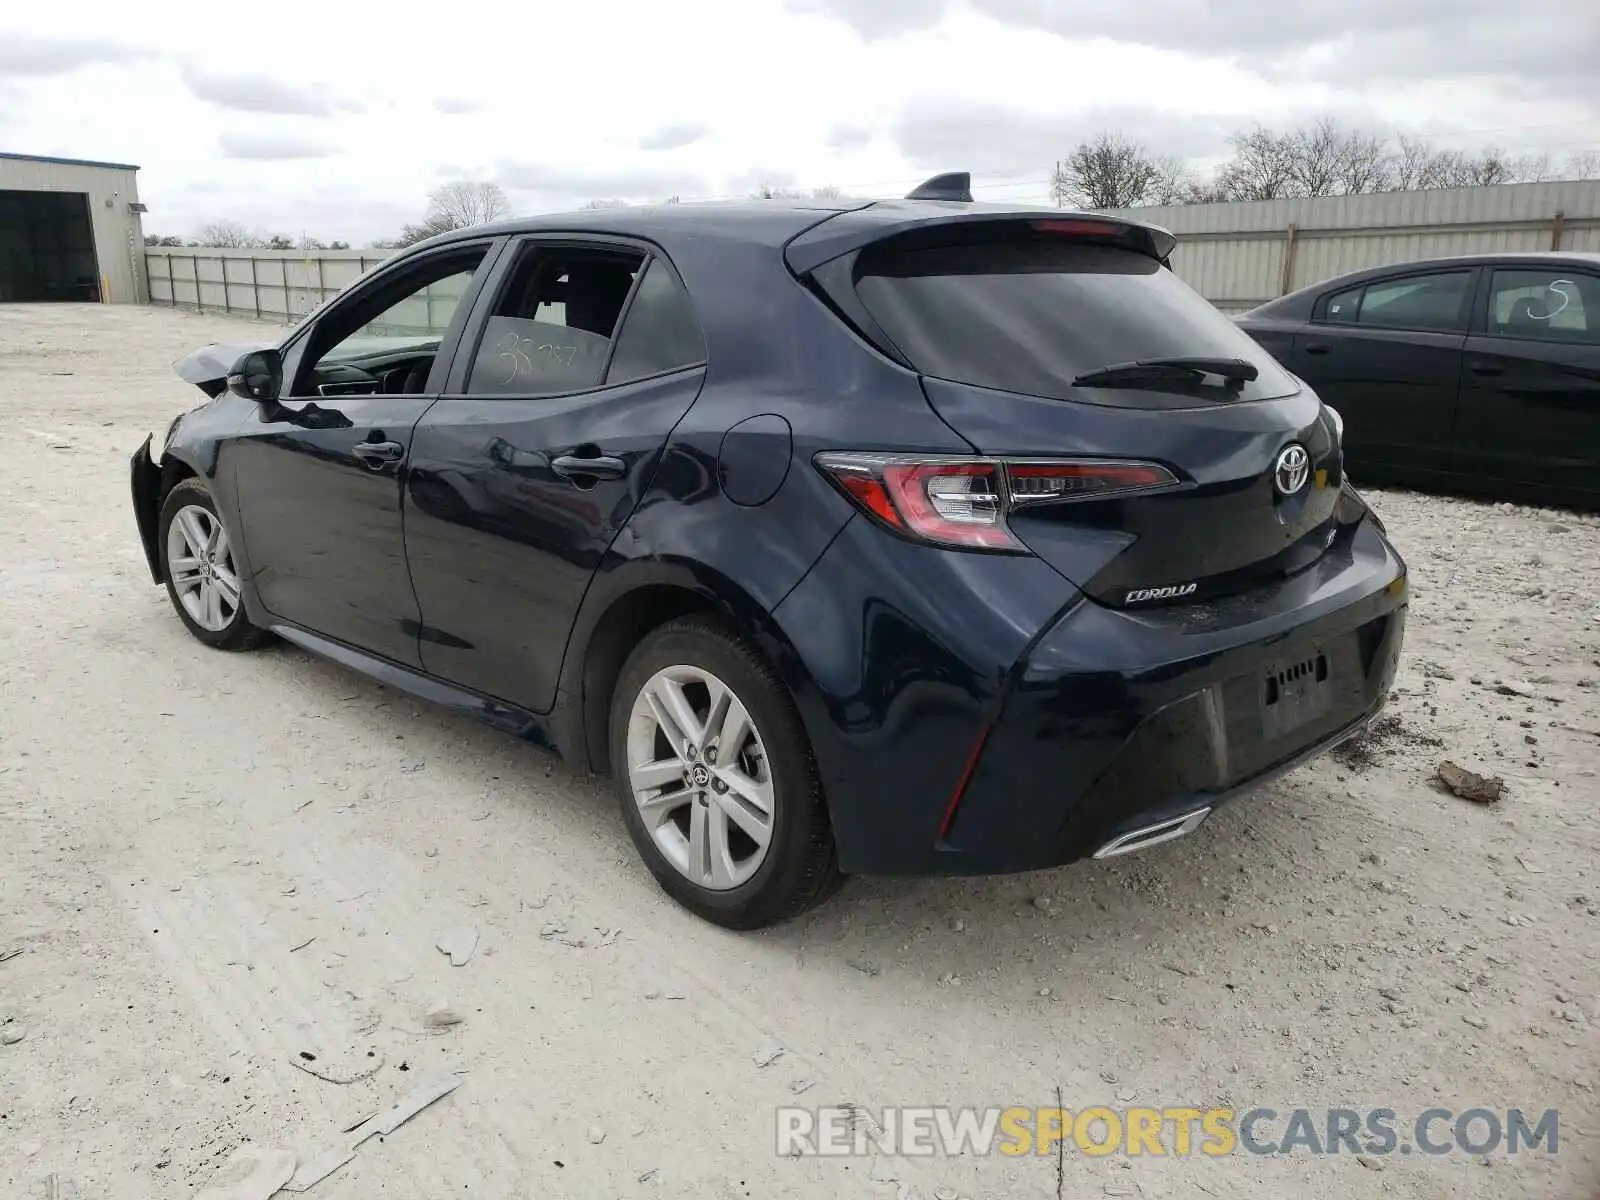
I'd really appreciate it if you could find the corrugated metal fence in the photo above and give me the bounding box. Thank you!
[146,180,1600,323]
[145,248,391,324]
[1107,179,1600,312]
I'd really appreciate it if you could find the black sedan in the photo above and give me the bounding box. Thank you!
[130,177,1406,927]
[1238,253,1600,509]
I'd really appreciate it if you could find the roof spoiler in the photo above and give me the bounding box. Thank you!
[786,209,1178,275]
[905,172,973,202]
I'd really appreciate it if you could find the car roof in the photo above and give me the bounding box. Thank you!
[427,198,864,250]
[420,197,1176,261]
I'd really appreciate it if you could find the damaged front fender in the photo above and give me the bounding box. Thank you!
[130,435,164,585]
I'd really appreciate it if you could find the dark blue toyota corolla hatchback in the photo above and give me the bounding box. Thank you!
[130,175,1407,927]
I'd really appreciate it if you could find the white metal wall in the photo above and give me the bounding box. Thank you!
[145,248,389,323]
[143,180,1600,322]
[0,155,147,303]
[1104,180,1600,312]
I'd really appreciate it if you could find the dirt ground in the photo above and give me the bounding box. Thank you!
[1,303,1597,1200]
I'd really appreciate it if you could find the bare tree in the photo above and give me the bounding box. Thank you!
[1214,127,1298,201]
[429,180,510,226]
[752,184,842,200]
[1147,156,1199,206]
[1335,127,1393,195]
[1506,151,1555,183]
[397,180,510,246]
[1566,149,1600,180]
[1051,133,1161,209]
[197,219,265,248]
[1286,118,1347,197]
[1451,147,1515,187]
[1390,135,1441,190]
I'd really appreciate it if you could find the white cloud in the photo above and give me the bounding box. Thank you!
[218,132,338,161]
[0,0,1593,244]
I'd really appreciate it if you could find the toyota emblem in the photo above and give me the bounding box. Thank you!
[1273,443,1310,496]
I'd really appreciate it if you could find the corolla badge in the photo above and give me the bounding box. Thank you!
[1274,443,1310,496]
[1125,582,1197,604]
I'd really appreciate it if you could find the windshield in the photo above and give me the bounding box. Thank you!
[320,335,442,363]
[854,240,1299,407]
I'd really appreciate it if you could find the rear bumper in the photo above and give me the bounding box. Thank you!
[130,436,164,585]
[843,517,1407,874]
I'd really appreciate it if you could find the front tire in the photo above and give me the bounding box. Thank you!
[158,479,271,651]
[609,616,839,928]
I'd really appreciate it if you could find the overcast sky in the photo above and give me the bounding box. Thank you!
[2,0,1596,243]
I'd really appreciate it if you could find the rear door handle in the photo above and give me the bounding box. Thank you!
[1302,343,1331,356]
[1468,362,1505,377]
[551,454,626,481]
[352,439,404,464]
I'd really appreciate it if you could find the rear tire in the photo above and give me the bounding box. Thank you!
[609,616,840,928]
[158,478,272,652]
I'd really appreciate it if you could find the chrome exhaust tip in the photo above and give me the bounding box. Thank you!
[1092,807,1212,860]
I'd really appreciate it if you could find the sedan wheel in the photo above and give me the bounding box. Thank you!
[625,664,775,890]
[165,503,243,632]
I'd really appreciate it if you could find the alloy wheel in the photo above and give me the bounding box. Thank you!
[166,504,242,632]
[625,664,776,890]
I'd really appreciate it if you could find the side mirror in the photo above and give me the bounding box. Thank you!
[227,349,282,402]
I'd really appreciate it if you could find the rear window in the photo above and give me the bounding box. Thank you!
[853,240,1299,405]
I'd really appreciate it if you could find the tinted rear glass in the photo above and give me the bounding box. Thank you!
[854,241,1298,404]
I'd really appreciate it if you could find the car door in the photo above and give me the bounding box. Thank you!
[1456,266,1600,502]
[1290,268,1476,481]
[225,239,500,665]
[403,236,708,712]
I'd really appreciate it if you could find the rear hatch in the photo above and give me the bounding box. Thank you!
[795,213,1345,607]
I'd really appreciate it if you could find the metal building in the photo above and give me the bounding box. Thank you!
[0,151,147,304]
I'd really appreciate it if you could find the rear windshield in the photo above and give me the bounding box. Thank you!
[854,240,1299,405]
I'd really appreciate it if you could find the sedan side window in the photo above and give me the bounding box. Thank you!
[1322,284,1363,324]
[1488,270,1597,345]
[1352,272,1472,333]
[605,259,706,385]
[465,246,645,395]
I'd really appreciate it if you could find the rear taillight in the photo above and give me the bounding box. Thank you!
[815,453,1177,551]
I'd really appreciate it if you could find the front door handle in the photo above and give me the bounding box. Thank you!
[550,454,626,481]
[1302,343,1331,356]
[353,439,404,465]
[1468,362,1505,377]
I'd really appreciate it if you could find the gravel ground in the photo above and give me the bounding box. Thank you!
[2,303,1597,1200]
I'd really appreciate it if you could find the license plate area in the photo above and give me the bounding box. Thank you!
[1261,651,1332,739]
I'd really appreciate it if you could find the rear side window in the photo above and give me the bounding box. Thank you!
[1352,272,1472,332]
[852,240,1298,405]
[466,245,643,396]
[1488,270,1598,344]
[1323,284,1363,324]
[606,258,705,384]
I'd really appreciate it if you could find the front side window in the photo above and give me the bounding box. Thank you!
[465,246,644,395]
[1488,270,1598,344]
[294,244,488,396]
[1353,272,1472,332]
